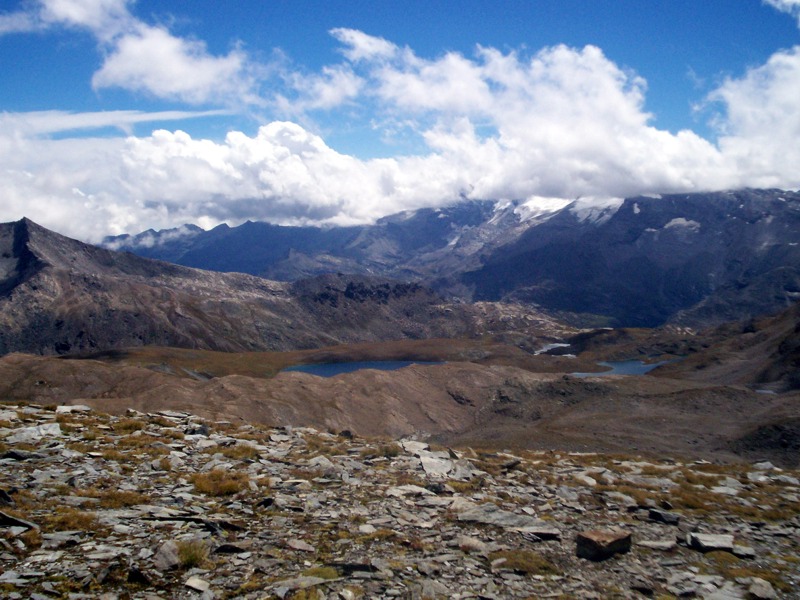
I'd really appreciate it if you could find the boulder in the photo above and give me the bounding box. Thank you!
[576,529,632,561]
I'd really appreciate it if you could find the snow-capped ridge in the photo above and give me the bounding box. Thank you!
[569,196,624,224]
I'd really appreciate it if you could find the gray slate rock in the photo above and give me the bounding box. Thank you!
[649,508,680,525]
[5,423,61,444]
[748,577,778,599]
[576,529,632,561]
[153,540,180,571]
[688,532,734,553]
[457,503,560,537]
[0,510,38,531]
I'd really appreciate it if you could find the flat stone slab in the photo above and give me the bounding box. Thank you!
[55,404,92,414]
[649,508,680,525]
[576,529,632,561]
[401,440,429,455]
[287,538,315,552]
[748,577,778,599]
[637,539,678,551]
[185,575,210,592]
[5,423,61,444]
[419,455,453,477]
[0,410,19,422]
[457,503,560,537]
[688,532,734,553]
[385,484,434,497]
[0,509,39,531]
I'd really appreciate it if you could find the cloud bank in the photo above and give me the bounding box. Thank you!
[1,2,800,241]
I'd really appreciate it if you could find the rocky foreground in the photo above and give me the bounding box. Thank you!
[1,404,798,599]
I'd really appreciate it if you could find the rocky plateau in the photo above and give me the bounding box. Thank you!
[1,404,798,599]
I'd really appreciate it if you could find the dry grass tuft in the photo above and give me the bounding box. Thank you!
[301,566,338,579]
[177,538,210,569]
[488,549,561,576]
[190,469,250,496]
[113,418,146,433]
[705,551,790,592]
[44,508,100,532]
[359,444,401,460]
[211,443,261,461]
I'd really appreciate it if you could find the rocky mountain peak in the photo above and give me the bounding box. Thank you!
[0,218,46,296]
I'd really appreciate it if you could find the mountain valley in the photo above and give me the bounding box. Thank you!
[1,199,799,466]
[2,192,800,598]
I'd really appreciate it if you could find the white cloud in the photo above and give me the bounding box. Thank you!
[1,26,800,243]
[0,0,132,38]
[39,0,131,38]
[341,39,728,199]
[764,0,800,25]
[330,28,397,62]
[710,46,800,189]
[0,109,228,136]
[0,9,41,34]
[1,0,262,107]
[277,66,364,113]
[92,24,256,105]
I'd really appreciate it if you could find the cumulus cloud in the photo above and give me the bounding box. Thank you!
[1,0,260,107]
[1,0,133,39]
[1,23,800,242]
[710,46,800,188]
[92,24,256,105]
[0,9,40,34]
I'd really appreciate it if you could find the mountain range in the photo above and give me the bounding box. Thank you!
[0,218,566,356]
[1,198,800,464]
[105,188,800,328]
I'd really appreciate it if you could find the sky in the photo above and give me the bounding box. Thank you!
[1,0,800,242]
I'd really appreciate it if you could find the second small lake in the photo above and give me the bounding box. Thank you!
[572,360,666,378]
[282,360,443,378]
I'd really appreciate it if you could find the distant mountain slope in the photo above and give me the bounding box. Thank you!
[652,300,800,393]
[104,200,535,281]
[462,189,800,327]
[0,218,558,356]
[106,189,800,327]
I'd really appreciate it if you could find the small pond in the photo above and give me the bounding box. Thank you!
[571,360,667,378]
[281,360,443,378]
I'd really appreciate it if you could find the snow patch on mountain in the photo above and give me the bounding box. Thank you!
[664,218,701,231]
[513,196,572,223]
[569,197,624,224]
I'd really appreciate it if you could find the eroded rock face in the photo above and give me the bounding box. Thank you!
[1,404,799,598]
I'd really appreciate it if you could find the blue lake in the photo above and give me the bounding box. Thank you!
[572,360,666,378]
[282,360,443,378]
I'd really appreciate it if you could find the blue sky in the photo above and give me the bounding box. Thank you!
[1,0,800,241]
